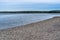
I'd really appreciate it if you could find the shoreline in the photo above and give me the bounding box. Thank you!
[0,16,60,40]
[0,16,54,30]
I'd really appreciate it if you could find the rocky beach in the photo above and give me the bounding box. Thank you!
[0,16,60,40]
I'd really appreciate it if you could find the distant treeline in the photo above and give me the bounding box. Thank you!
[0,10,60,13]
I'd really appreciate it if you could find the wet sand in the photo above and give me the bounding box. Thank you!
[0,16,60,40]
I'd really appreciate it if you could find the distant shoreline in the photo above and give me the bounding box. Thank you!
[0,10,60,13]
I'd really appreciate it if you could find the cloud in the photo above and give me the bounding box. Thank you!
[0,0,60,11]
[0,3,60,11]
[0,0,60,4]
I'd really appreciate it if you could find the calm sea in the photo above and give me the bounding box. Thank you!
[0,13,60,29]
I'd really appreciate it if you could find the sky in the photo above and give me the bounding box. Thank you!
[0,0,60,11]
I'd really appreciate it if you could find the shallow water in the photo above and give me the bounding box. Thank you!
[0,13,60,29]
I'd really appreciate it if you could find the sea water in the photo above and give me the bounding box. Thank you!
[0,13,60,29]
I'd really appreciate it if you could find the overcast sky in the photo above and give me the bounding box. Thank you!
[1,0,60,3]
[0,0,60,11]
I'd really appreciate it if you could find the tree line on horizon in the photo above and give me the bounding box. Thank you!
[0,10,60,13]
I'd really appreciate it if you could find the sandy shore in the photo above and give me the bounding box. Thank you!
[0,16,60,40]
